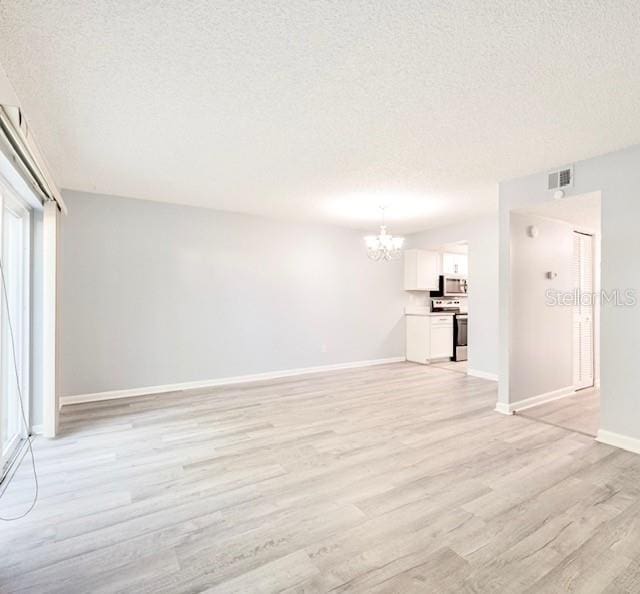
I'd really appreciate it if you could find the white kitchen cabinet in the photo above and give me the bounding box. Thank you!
[429,323,454,359]
[405,314,453,364]
[404,249,440,291]
[442,252,468,276]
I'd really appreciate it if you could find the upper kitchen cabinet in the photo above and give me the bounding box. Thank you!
[404,249,440,290]
[442,252,468,276]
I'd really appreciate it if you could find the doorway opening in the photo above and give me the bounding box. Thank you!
[432,241,469,375]
[404,239,469,375]
[509,192,601,437]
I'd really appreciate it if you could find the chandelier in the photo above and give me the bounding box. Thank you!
[364,207,405,261]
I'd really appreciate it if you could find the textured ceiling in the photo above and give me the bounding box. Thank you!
[1,1,639,233]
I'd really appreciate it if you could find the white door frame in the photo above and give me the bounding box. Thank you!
[42,200,58,438]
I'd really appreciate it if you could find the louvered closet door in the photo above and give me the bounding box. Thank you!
[573,232,594,390]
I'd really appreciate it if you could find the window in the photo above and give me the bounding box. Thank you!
[0,180,31,480]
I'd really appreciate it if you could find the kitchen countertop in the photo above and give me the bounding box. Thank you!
[404,307,456,316]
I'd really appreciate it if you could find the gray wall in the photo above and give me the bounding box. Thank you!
[509,212,574,402]
[59,191,405,396]
[498,143,640,442]
[408,214,499,378]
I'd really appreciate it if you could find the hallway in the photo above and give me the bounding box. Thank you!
[517,389,600,437]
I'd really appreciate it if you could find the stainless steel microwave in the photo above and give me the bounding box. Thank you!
[439,275,468,296]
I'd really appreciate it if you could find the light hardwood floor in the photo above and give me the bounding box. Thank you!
[1,363,639,593]
[517,388,600,437]
[431,359,468,374]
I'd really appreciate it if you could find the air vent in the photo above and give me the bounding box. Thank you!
[548,166,573,191]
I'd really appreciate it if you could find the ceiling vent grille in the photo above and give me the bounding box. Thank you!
[548,166,573,191]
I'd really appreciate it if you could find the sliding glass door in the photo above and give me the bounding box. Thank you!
[0,180,30,478]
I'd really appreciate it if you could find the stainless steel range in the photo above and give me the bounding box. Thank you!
[431,297,468,362]
[431,298,463,312]
[453,314,467,361]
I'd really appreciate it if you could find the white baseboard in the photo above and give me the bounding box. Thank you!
[493,385,575,415]
[467,369,499,382]
[510,386,575,412]
[597,430,640,455]
[494,402,513,415]
[30,424,44,435]
[59,356,406,408]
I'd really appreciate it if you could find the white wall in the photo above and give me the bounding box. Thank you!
[499,143,640,449]
[0,60,19,106]
[407,214,499,378]
[29,210,44,426]
[59,191,406,397]
[509,212,574,402]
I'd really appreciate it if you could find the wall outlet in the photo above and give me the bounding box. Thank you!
[321,343,328,353]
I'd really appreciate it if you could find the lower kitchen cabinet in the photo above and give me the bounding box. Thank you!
[405,314,453,364]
